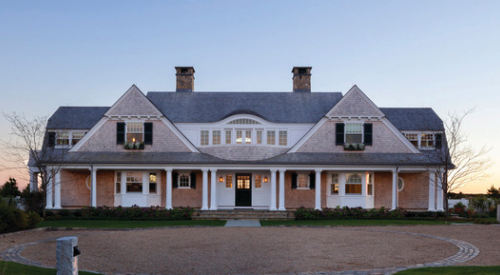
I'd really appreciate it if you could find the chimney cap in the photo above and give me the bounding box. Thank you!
[292,66,312,73]
[175,67,195,74]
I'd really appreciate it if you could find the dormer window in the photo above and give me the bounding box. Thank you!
[116,122,153,146]
[49,130,87,147]
[127,122,144,143]
[403,132,442,150]
[335,123,373,149]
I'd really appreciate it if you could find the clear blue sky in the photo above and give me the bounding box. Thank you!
[1,0,499,193]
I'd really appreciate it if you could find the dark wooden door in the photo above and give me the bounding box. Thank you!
[235,174,252,206]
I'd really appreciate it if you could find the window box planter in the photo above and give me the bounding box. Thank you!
[124,142,145,150]
[343,143,365,151]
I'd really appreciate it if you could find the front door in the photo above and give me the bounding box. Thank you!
[235,174,252,207]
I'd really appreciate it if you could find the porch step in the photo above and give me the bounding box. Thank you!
[192,210,295,220]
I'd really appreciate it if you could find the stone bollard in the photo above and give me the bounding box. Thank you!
[57,236,79,275]
[497,205,500,223]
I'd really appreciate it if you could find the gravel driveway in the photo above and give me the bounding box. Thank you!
[1,225,499,274]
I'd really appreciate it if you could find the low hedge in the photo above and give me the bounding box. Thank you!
[44,205,193,221]
[0,198,42,233]
[294,207,446,220]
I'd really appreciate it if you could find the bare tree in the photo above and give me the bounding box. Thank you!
[1,112,64,216]
[425,109,492,213]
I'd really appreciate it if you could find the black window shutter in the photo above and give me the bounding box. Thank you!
[116,122,125,144]
[335,123,345,145]
[364,123,373,145]
[172,172,178,189]
[309,173,316,189]
[190,172,196,189]
[291,173,297,189]
[144,122,153,145]
[48,132,56,147]
[435,133,443,149]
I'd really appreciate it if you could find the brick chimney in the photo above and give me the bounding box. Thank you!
[292,66,312,92]
[175,67,195,92]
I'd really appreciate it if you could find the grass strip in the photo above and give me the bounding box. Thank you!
[0,260,101,275]
[260,219,451,226]
[395,265,500,274]
[37,219,226,228]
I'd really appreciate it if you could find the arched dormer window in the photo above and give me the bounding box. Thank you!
[227,118,261,125]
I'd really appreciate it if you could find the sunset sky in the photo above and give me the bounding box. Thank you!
[0,1,499,193]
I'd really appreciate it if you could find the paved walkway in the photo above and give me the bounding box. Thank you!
[1,227,481,275]
[224,220,261,227]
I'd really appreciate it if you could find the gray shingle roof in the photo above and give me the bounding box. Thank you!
[47,107,109,130]
[146,92,343,123]
[40,149,444,167]
[381,108,444,131]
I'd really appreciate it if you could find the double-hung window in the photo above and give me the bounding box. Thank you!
[178,174,191,188]
[116,122,153,145]
[336,123,372,146]
[149,173,157,194]
[212,130,221,145]
[126,172,143,193]
[345,123,363,143]
[56,132,70,145]
[200,130,209,146]
[403,132,441,149]
[297,174,309,189]
[345,174,362,194]
[127,122,143,143]
[330,174,339,195]
[267,130,276,145]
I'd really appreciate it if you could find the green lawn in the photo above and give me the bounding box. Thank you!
[260,219,452,226]
[395,266,500,274]
[38,219,226,228]
[0,261,101,275]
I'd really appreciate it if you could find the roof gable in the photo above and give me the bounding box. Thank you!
[105,85,163,117]
[326,85,384,118]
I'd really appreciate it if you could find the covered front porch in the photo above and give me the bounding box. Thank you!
[40,164,446,212]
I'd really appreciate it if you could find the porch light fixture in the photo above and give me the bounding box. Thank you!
[264,177,268,183]
[219,176,224,182]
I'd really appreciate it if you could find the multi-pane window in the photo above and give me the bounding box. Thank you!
[127,122,144,143]
[72,132,85,145]
[420,134,435,148]
[404,133,419,147]
[126,172,143,193]
[179,174,190,188]
[212,130,221,145]
[236,130,243,144]
[279,131,287,146]
[116,172,121,194]
[225,175,232,188]
[256,130,263,144]
[225,130,232,144]
[200,130,209,146]
[56,132,70,145]
[245,130,252,144]
[398,177,404,192]
[331,174,339,195]
[255,175,262,189]
[267,130,276,145]
[345,124,363,143]
[345,174,362,194]
[149,173,157,194]
[297,174,309,189]
[228,119,260,124]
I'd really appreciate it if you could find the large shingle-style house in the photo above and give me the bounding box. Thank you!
[30,67,447,211]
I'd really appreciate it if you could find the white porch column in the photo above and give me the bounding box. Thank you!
[314,169,322,210]
[436,172,444,211]
[428,172,436,211]
[270,169,277,211]
[91,168,97,207]
[391,169,398,210]
[46,172,53,209]
[278,169,286,211]
[120,172,126,195]
[54,170,62,209]
[142,172,149,195]
[361,172,367,196]
[210,169,218,210]
[201,169,209,210]
[165,169,173,209]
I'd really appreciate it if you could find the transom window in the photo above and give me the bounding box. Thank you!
[228,119,261,124]
[345,174,362,194]
[345,123,363,143]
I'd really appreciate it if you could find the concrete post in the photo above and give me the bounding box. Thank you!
[56,236,78,275]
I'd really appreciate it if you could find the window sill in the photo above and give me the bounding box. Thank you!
[296,187,311,190]
[177,187,191,189]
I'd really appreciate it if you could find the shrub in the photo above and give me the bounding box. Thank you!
[44,206,194,221]
[453,202,467,216]
[26,211,43,228]
[0,196,29,233]
[20,187,44,215]
[294,206,407,220]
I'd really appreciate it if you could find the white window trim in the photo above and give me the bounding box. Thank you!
[367,172,374,196]
[54,130,87,148]
[199,127,289,147]
[114,171,161,195]
[403,131,439,150]
[329,173,339,195]
[178,173,191,189]
[297,173,310,190]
